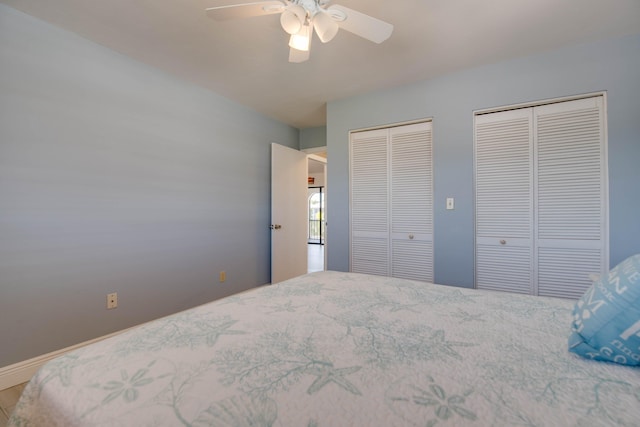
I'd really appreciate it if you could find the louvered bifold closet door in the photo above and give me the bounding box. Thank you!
[350,129,389,276]
[390,122,433,282]
[475,109,534,294]
[534,97,607,299]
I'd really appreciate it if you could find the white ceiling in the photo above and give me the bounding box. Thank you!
[2,0,640,129]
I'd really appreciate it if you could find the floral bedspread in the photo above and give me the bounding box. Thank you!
[9,271,640,426]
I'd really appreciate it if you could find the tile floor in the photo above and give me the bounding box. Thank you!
[308,243,324,273]
[0,383,26,427]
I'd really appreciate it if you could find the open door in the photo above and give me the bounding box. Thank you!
[271,143,308,283]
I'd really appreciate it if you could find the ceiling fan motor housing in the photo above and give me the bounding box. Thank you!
[291,0,331,17]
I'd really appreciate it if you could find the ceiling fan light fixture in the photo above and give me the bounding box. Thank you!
[289,22,311,52]
[205,1,393,63]
[280,5,306,35]
[313,10,339,43]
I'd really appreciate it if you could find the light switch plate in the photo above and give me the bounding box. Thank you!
[446,198,455,210]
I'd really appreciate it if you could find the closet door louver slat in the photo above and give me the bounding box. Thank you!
[350,130,389,276]
[351,238,389,276]
[392,240,433,282]
[476,245,532,294]
[535,103,603,240]
[476,114,532,239]
[537,247,602,298]
[390,126,433,234]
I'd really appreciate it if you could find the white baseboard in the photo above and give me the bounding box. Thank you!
[0,290,262,391]
[0,329,129,391]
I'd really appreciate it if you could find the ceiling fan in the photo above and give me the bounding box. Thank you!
[205,0,394,63]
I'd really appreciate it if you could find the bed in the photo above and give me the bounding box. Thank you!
[9,271,640,426]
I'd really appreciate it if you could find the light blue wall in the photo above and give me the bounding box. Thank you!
[300,126,327,150]
[0,4,298,367]
[327,34,640,287]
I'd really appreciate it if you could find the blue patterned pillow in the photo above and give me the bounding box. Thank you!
[569,254,640,366]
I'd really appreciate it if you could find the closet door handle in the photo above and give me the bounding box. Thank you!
[500,239,507,245]
[409,234,414,240]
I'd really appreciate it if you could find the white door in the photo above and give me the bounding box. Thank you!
[271,143,308,283]
[474,96,607,298]
[475,108,534,294]
[390,122,434,282]
[350,122,434,281]
[534,97,608,298]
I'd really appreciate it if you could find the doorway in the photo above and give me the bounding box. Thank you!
[307,187,324,273]
[306,151,327,273]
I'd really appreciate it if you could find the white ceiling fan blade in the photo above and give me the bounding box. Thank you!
[205,1,286,21]
[327,4,393,44]
[289,47,310,63]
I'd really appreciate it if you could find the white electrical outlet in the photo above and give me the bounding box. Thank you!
[107,292,118,309]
